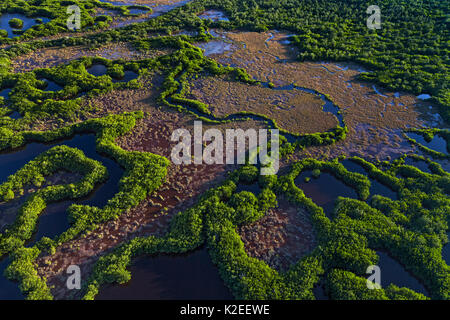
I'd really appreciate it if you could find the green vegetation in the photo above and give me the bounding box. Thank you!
[9,18,23,29]
[0,0,150,43]
[404,128,450,159]
[83,156,449,300]
[193,0,450,122]
[0,111,169,299]
[0,0,448,301]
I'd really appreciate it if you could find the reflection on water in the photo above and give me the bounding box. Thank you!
[404,157,431,174]
[407,132,448,155]
[87,65,138,83]
[198,10,230,22]
[196,40,233,56]
[96,247,233,300]
[294,170,358,218]
[87,64,108,77]
[39,78,63,92]
[111,70,139,83]
[377,251,428,296]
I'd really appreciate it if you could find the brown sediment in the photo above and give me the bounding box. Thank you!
[188,75,337,134]
[11,42,169,73]
[238,197,317,272]
[207,30,430,160]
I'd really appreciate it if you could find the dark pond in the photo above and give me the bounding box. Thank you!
[196,40,233,56]
[87,65,138,83]
[404,157,432,174]
[406,132,448,155]
[39,78,63,92]
[376,251,428,296]
[87,64,108,77]
[111,70,139,83]
[370,180,397,201]
[294,170,358,218]
[263,83,345,127]
[340,159,398,200]
[24,134,123,245]
[8,111,21,120]
[443,232,450,266]
[340,159,367,175]
[0,134,124,298]
[0,88,12,99]
[235,182,261,196]
[0,257,23,300]
[128,8,148,15]
[0,13,50,38]
[96,247,233,300]
[198,10,230,22]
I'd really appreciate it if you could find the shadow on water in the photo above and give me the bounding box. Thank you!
[404,157,432,174]
[198,10,230,22]
[443,232,450,266]
[0,13,50,38]
[0,134,124,298]
[111,70,139,83]
[98,0,138,6]
[262,82,345,127]
[294,171,358,218]
[8,111,21,120]
[340,159,398,200]
[87,65,138,83]
[406,132,448,155]
[376,251,428,296]
[96,247,233,300]
[39,78,63,92]
[313,282,328,300]
[0,257,23,300]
